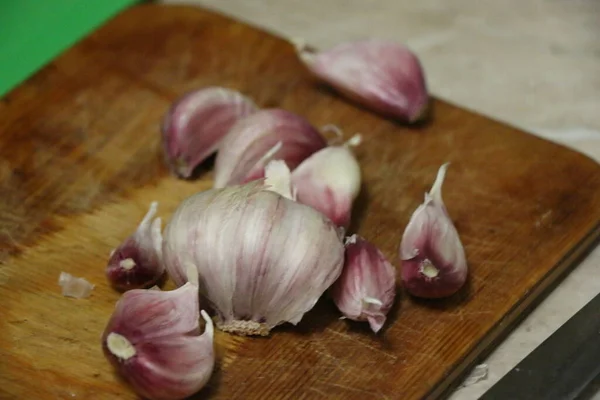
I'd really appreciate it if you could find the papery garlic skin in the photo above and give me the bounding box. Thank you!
[162,87,257,178]
[102,283,214,400]
[58,272,94,298]
[297,40,428,123]
[213,109,327,188]
[106,202,164,291]
[264,160,297,200]
[330,235,396,333]
[162,181,344,336]
[399,163,468,298]
[291,135,361,228]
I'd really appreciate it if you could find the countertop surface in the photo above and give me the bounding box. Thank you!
[161,0,600,398]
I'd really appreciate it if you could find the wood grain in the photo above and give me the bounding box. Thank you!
[1,4,600,399]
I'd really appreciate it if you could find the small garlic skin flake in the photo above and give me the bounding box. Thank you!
[58,272,94,299]
[330,235,396,333]
[297,39,429,123]
[400,163,468,298]
[162,178,344,336]
[106,202,164,292]
[264,160,297,200]
[213,109,327,188]
[102,283,214,400]
[162,87,257,178]
[292,134,362,228]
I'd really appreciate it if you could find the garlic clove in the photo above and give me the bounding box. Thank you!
[296,39,429,123]
[330,234,396,333]
[162,179,345,336]
[399,163,468,298]
[105,284,201,342]
[102,283,214,400]
[291,134,362,228]
[162,87,257,178]
[213,109,327,188]
[106,202,165,291]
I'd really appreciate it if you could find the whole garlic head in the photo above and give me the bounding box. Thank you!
[162,180,345,336]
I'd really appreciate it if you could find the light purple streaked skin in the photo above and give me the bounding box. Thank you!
[298,39,429,123]
[296,185,351,228]
[102,284,214,400]
[213,109,327,188]
[162,87,257,178]
[291,143,361,229]
[399,164,468,298]
[330,234,396,333]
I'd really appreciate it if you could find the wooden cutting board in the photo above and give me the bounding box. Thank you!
[2,4,600,399]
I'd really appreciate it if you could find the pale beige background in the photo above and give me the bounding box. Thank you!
[161,1,600,398]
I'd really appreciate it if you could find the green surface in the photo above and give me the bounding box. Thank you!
[0,0,137,97]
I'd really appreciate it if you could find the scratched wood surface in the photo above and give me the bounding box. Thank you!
[1,4,600,399]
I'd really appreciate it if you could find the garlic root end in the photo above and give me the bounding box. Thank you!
[106,332,136,360]
[119,258,136,270]
[420,260,440,279]
[217,320,270,336]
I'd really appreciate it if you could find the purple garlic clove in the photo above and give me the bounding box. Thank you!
[296,39,429,123]
[330,234,396,333]
[213,109,327,188]
[162,87,257,178]
[399,163,468,298]
[291,134,362,229]
[106,202,164,291]
[102,283,215,400]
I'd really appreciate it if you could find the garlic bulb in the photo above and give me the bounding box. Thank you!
[330,235,396,333]
[162,177,345,336]
[399,163,468,298]
[213,109,327,188]
[106,202,164,291]
[162,87,257,178]
[292,134,362,229]
[296,39,429,123]
[102,283,214,400]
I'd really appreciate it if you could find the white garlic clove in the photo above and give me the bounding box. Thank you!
[330,234,396,333]
[162,87,257,178]
[296,39,429,123]
[106,202,164,291]
[102,283,214,400]
[291,134,362,228]
[399,163,468,298]
[213,109,327,188]
[162,180,345,336]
